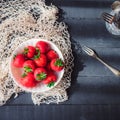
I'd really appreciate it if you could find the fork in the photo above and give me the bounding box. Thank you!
[101,12,115,24]
[82,46,120,76]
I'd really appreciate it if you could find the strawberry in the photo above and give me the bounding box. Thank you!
[34,48,47,67]
[13,54,25,67]
[47,49,58,60]
[20,73,37,88]
[23,60,36,73]
[23,46,36,58]
[46,63,52,72]
[36,41,50,53]
[34,68,47,81]
[43,72,57,87]
[50,58,64,71]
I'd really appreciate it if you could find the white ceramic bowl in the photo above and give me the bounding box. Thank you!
[9,39,64,93]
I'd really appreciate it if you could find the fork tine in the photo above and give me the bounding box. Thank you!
[102,17,113,24]
[102,15,114,22]
[102,12,113,18]
[103,17,112,24]
[101,12,114,24]
[82,48,91,55]
[102,14,113,21]
[82,46,93,55]
[83,46,93,53]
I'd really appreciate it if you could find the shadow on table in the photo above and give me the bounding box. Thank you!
[77,81,120,95]
[47,5,86,97]
[4,92,27,106]
[67,39,85,97]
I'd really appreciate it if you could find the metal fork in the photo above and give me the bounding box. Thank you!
[101,12,115,24]
[82,46,120,76]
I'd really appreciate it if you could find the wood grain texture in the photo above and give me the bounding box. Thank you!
[8,76,120,105]
[3,0,120,105]
[46,0,115,7]
[1,0,120,120]
[67,19,120,47]
[0,105,120,120]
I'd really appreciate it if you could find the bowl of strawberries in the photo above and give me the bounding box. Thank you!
[9,39,64,92]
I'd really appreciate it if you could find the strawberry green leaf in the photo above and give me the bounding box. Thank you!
[34,48,40,59]
[36,72,47,81]
[13,54,16,59]
[54,59,64,67]
[47,82,55,87]
[24,66,33,73]
[23,48,28,55]
[22,73,27,78]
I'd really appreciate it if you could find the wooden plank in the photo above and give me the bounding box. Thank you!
[7,76,120,105]
[47,0,115,7]
[66,19,120,47]
[67,76,120,104]
[46,0,116,19]
[73,47,120,76]
[62,7,111,19]
[0,105,120,120]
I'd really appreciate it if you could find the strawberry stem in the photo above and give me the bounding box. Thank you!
[36,72,47,81]
[22,73,27,78]
[24,66,33,73]
[34,48,40,59]
[13,54,16,59]
[23,48,28,55]
[54,59,63,67]
[47,82,55,87]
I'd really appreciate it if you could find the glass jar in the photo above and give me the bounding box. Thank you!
[106,8,120,35]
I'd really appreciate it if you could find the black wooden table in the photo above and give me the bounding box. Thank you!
[1,0,120,120]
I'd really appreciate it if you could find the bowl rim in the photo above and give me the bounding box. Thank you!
[9,38,64,93]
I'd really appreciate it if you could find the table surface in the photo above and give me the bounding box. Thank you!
[1,0,120,120]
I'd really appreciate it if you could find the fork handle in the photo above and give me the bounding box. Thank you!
[96,57,120,76]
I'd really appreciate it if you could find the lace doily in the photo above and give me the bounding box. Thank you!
[0,0,74,105]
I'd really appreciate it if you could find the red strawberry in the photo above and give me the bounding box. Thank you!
[50,58,64,71]
[34,68,47,81]
[13,54,25,67]
[23,60,36,73]
[46,63,52,72]
[43,72,57,87]
[23,46,36,58]
[36,41,50,53]
[20,73,37,88]
[34,48,47,67]
[47,49,58,60]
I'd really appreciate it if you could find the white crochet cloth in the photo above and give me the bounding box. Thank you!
[0,0,74,105]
